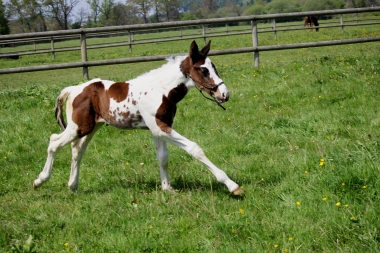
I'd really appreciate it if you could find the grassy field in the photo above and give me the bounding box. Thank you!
[1,22,380,252]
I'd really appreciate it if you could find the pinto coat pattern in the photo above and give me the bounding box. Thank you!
[33,41,242,195]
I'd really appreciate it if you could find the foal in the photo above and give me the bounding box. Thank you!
[33,41,242,195]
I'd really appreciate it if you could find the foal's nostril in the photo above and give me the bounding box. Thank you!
[222,93,229,102]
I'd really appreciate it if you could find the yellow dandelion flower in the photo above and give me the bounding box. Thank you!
[288,237,293,241]
[284,249,289,253]
[362,185,367,189]
[342,182,345,186]
[239,208,245,215]
[64,243,69,247]
[322,197,327,201]
[274,244,279,248]
[304,170,308,174]
[149,225,153,229]
[319,159,325,166]
[231,229,236,233]
[261,178,264,181]
[125,162,129,166]
[344,204,349,208]
[296,201,301,205]
[336,202,341,207]
[350,216,355,221]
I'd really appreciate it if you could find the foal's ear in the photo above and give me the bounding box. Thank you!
[190,40,209,65]
[190,40,199,55]
[200,40,211,56]
[190,40,201,64]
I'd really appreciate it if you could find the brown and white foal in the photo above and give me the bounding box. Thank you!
[33,41,241,195]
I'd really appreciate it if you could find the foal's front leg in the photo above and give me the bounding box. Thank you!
[163,130,241,195]
[152,136,172,190]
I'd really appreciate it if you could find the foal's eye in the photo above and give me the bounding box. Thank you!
[200,67,209,77]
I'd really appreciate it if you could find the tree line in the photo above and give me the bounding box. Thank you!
[0,0,379,34]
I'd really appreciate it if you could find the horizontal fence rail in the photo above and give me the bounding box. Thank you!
[1,36,379,75]
[0,7,380,78]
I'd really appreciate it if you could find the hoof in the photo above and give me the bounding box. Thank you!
[33,181,39,188]
[232,187,242,196]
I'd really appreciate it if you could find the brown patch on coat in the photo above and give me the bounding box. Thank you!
[72,81,133,137]
[155,83,188,134]
[72,81,105,138]
[108,82,129,102]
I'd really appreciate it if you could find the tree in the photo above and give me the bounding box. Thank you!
[74,6,88,27]
[265,0,301,14]
[8,0,47,32]
[201,0,217,13]
[127,0,153,23]
[0,0,10,34]
[157,0,180,21]
[243,3,265,15]
[179,0,200,12]
[44,0,79,30]
[180,12,196,20]
[99,0,114,24]
[87,0,100,24]
[302,0,345,11]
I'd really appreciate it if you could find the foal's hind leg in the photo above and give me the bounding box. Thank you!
[68,123,103,192]
[33,126,78,188]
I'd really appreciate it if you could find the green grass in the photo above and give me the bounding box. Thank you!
[1,23,380,252]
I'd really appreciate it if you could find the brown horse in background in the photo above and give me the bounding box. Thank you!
[304,16,319,31]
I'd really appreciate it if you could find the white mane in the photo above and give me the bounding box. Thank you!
[129,55,190,89]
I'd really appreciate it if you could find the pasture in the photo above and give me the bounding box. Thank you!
[1,22,380,252]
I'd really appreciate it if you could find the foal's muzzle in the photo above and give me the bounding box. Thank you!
[212,83,230,103]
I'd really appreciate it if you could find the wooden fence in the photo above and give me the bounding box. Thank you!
[0,7,379,78]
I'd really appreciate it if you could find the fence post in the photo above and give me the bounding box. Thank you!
[251,20,259,67]
[128,31,132,53]
[80,32,89,80]
[33,41,36,51]
[202,25,206,44]
[340,14,344,33]
[180,28,182,38]
[272,19,277,39]
[50,37,55,59]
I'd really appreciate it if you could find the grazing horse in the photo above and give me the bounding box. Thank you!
[304,16,319,32]
[33,41,242,195]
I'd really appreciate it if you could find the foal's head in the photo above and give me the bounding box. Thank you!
[181,41,230,104]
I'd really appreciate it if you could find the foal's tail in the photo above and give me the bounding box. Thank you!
[54,87,72,131]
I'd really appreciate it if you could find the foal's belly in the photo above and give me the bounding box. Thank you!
[102,102,148,130]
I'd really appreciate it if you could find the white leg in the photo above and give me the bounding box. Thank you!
[68,123,102,192]
[163,130,241,194]
[152,136,172,190]
[33,126,78,188]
